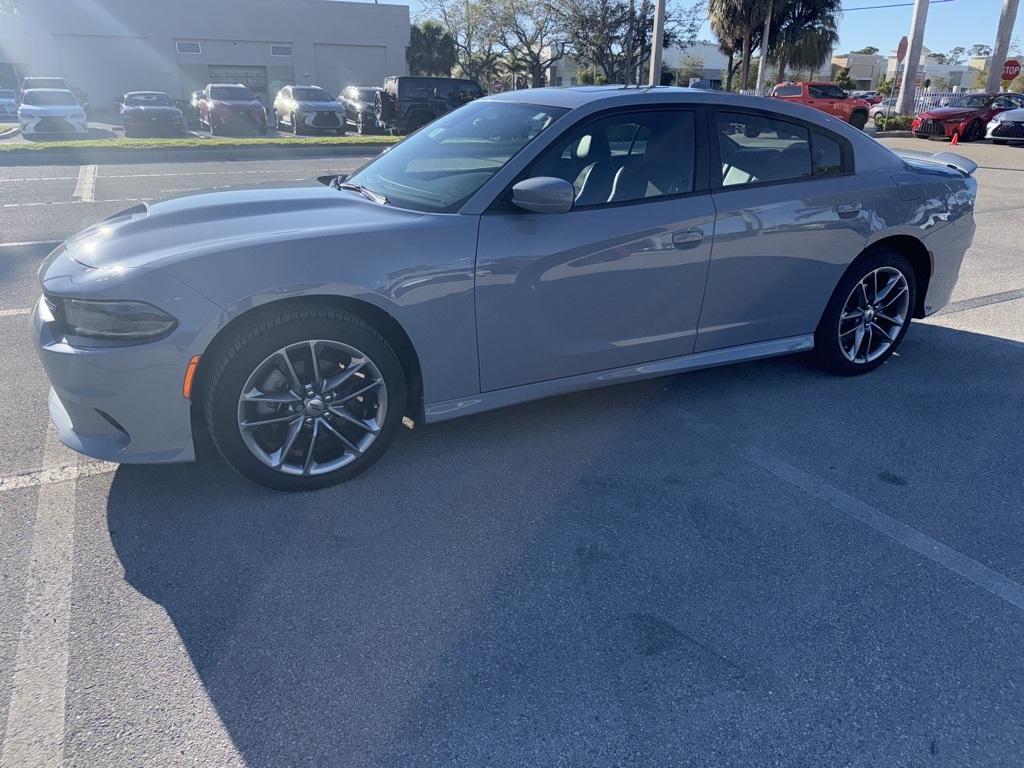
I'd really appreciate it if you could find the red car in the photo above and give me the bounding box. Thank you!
[912,92,1024,142]
[769,81,871,130]
[197,83,267,136]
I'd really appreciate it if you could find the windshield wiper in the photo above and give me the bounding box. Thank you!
[334,180,388,205]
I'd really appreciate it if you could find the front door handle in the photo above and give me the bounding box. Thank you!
[835,203,862,218]
[671,229,705,248]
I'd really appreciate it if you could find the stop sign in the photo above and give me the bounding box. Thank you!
[1004,59,1022,81]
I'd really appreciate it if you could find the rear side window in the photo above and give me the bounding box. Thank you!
[809,84,847,99]
[811,131,844,175]
[773,85,802,97]
[715,112,812,187]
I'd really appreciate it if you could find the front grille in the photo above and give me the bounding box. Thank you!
[312,111,340,127]
[992,121,1024,138]
[35,117,74,133]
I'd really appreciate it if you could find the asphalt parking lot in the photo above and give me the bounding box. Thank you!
[0,138,1023,767]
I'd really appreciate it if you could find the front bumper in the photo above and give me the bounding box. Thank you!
[987,120,1024,141]
[297,110,344,131]
[33,297,197,463]
[122,115,184,136]
[21,115,89,135]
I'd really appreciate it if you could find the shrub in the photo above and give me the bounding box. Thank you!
[875,114,914,132]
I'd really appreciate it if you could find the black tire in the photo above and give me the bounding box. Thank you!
[123,127,133,138]
[356,112,366,135]
[814,247,917,376]
[962,120,983,142]
[374,91,394,122]
[203,307,407,491]
[849,111,868,131]
[336,126,345,136]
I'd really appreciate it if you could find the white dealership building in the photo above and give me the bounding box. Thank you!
[0,0,410,107]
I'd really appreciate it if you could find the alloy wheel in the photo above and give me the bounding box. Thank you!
[837,266,910,364]
[236,339,388,476]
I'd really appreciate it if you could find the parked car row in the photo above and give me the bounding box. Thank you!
[912,91,1024,142]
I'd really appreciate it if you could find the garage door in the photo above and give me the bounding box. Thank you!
[208,65,268,103]
[313,44,387,96]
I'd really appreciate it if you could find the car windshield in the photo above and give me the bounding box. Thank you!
[22,90,77,106]
[24,79,65,89]
[125,93,173,106]
[211,86,253,100]
[291,87,329,101]
[946,94,994,109]
[346,100,567,213]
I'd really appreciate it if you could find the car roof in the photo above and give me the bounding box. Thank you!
[124,91,168,96]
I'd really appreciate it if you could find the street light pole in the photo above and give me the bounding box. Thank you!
[986,0,1020,93]
[755,0,773,94]
[896,0,929,116]
[648,0,666,86]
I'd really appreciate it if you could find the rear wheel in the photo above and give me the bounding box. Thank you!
[204,308,406,491]
[814,248,916,376]
[962,119,984,142]
[849,111,868,131]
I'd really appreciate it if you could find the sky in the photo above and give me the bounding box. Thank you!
[400,0,1022,58]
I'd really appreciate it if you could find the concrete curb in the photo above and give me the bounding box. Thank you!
[872,131,916,139]
[0,142,392,167]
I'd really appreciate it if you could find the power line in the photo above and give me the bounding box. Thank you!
[842,0,956,10]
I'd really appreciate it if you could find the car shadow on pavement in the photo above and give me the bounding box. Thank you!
[105,322,1024,767]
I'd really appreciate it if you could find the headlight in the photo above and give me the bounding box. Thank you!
[57,298,178,340]
[990,112,1004,123]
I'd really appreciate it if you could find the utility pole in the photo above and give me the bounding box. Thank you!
[986,0,1020,93]
[755,0,773,94]
[896,0,929,115]
[648,0,666,86]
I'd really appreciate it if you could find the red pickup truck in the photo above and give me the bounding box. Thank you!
[769,82,871,130]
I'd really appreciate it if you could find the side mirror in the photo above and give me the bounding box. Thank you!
[512,177,575,214]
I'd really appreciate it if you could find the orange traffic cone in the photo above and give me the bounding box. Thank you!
[950,131,959,146]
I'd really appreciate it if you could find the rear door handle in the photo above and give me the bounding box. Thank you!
[835,203,862,218]
[671,229,705,248]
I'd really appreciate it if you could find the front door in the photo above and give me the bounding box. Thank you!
[474,107,715,391]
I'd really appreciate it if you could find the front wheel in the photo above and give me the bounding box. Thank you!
[814,248,916,376]
[849,111,867,131]
[962,120,984,142]
[203,308,407,490]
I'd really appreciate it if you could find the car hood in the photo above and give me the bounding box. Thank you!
[62,184,425,273]
[19,104,81,116]
[212,100,263,109]
[295,100,343,110]
[994,107,1024,121]
[919,107,983,121]
[123,105,180,114]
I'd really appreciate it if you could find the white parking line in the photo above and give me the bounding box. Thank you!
[0,428,78,768]
[0,458,117,493]
[0,309,31,318]
[680,410,1024,613]
[72,164,97,203]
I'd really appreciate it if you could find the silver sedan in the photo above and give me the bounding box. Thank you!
[33,87,978,490]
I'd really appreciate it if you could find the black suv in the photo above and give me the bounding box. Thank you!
[339,85,381,134]
[374,76,483,134]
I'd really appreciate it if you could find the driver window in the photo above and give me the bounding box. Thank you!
[528,109,696,208]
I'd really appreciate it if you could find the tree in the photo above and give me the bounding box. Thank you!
[675,51,705,85]
[927,52,948,65]
[769,0,841,84]
[0,0,17,13]
[969,44,992,58]
[876,73,892,96]
[559,0,701,84]
[708,0,744,90]
[833,66,855,90]
[947,46,967,65]
[973,68,989,90]
[490,0,569,87]
[851,46,879,55]
[407,21,458,76]
[422,0,503,85]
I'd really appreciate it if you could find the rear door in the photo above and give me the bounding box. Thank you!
[474,106,715,390]
[696,108,871,352]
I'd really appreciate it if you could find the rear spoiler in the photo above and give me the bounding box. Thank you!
[895,149,977,177]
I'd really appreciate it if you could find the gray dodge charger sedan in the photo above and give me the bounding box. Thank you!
[33,87,977,490]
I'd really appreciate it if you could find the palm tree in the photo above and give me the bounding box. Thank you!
[708,0,742,90]
[770,0,841,83]
[710,0,773,90]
